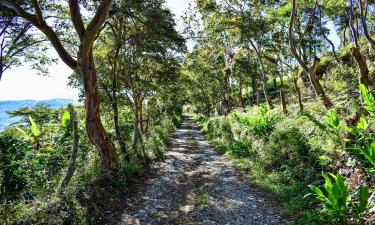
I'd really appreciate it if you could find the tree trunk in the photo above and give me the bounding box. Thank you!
[239,80,244,108]
[132,97,143,160]
[79,52,119,171]
[299,70,310,87]
[309,57,334,109]
[293,76,304,111]
[261,77,273,108]
[273,78,277,89]
[350,47,371,87]
[250,41,274,109]
[279,89,288,115]
[251,73,258,106]
[342,26,347,47]
[256,90,261,105]
[111,93,129,161]
[59,117,79,193]
[139,99,144,133]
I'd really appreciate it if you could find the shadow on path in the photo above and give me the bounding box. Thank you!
[96,116,287,225]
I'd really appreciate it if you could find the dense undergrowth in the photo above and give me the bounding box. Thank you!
[0,104,181,224]
[194,86,375,224]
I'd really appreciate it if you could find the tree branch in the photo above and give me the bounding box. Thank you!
[289,0,310,75]
[81,0,115,58]
[69,0,85,40]
[0,0,78,69]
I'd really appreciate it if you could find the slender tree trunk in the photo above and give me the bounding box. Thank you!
[79,52,119,171]
[350,47,371,87]
[132,97,143,160]
[139,98,144,133]
[261,77,273,108]
[111,94,129,161]
[250,41,274,108]
[342,27,347,47]
[251,73,258,106]
[256,90,261,105]
[224,68,232,113]
[280,89,288,115]
[239,79,244,108]
[293,76,304,111]
[358,0,375,49]
[59,118,79,193]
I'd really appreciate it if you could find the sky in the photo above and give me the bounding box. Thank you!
[0,0,339,101]
[0,0,191,101]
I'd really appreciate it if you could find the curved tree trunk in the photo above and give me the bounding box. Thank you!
[350,47,371,87]
[309,57,334,108]
[79,52,119,171]
[59,117,79,193]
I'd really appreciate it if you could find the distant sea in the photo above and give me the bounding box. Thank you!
[0,99,76,131]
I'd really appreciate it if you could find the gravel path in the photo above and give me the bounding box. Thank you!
[102,117,286,225]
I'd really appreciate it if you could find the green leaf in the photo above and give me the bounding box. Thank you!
[357,186,369,213]
[29,116,40,137]
[328,110,339,128]
[357,118,368,131]
[61,111,71,128]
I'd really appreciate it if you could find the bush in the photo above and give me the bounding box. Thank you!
[229,138,253,157]
[264,125,311,171]
[0,135,32,202]
[231,105,277,137]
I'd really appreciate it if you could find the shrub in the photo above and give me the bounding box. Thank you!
[264,126,311,170]
[231,105,277,137]
[229,138,253,157]
[0,135,32,202]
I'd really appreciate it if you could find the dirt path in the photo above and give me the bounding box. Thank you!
[99,117,286,225]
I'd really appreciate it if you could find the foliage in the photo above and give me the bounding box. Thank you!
[231,105,277,137]
[309,173,350,221]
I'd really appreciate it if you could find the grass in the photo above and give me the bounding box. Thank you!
[195,186,209,207]
[194,103,331,224]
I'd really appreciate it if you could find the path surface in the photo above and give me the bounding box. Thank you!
[101,117,286,225]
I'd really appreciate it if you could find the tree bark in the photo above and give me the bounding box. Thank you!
[79,52,119,171]
[293,76,304,111]
[249,41,273,109]
[59,118,79,193]
[350,47,371,87]
[251,73,258,106]
[309,57,334,108]
[279,89,288,115]
[139,98,144,133]
[131,97,144,160]
[239,79,244,108]
[111,88,129,161]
